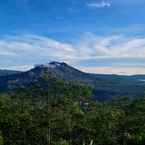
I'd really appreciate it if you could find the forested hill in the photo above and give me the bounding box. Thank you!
[1,61,145,100]
[1,74,145,145]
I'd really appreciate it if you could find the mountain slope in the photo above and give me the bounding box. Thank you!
[0,70,20,76]
[1,61,145,100]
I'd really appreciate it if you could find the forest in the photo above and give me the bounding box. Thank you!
[0,75,145,145]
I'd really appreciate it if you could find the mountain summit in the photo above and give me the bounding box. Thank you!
[36,61,66,69]
[32,61,85,81]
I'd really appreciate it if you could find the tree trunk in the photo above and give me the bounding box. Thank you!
[83,139,85,145]
[90,139,93,145]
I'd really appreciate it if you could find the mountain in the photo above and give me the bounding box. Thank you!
[1,61,145,101]
[0,69,20,76]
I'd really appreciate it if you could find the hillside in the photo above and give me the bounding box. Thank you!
[0,70,20,77]
[1,75,145,145]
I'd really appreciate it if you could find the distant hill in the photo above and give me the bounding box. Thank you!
[1,61,145,101]
[0,69,20,76]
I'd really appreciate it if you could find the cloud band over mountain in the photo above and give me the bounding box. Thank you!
[0,33,145,74]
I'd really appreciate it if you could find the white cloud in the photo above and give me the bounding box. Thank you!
[1,33,145,74]
[0,34,77,63]
[0,65,33,71]
[1,34,145,60]
[76,33,145,59]
[80,66,145,75]
[87,1,112,8]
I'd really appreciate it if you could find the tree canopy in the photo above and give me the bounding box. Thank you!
[0,77,145,145]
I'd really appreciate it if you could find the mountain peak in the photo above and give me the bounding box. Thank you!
[35,61,67,69]
[49,61,66,66]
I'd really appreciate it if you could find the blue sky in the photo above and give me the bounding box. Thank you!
[1,0,145,74]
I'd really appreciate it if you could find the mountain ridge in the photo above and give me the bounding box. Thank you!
[0,69,21,77]
[1,61,145,101]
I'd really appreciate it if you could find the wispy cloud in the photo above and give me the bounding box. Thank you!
[1,34,145,60]
[1,33,145,74]
[0,34,79,70]
[80,66,145,75]
[76,33,145,59]
[87,1,112,8]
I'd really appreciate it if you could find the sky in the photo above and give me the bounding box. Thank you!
[1,0,145,75]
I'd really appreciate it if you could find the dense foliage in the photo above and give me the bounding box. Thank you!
[0,76,145,145]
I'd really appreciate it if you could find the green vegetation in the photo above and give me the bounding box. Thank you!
[0,131,3,145]
[0,76,145,145]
